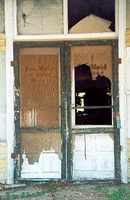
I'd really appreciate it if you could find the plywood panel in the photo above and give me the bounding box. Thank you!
[71,45,112,81]
[20,48,59,128]
[21,132,61,179]
[21,132,61,164]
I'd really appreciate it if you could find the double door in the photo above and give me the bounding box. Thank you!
[14,40,120,181]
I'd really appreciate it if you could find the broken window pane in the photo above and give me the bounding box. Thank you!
[68,0,115,33]
[0,0,4,33]
[17,0,63,35]
[20,48,60,129]
[71,45,112,125]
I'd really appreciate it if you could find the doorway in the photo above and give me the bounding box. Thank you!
[14,40,120,181]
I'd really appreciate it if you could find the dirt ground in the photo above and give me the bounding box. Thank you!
[0,182,130,200]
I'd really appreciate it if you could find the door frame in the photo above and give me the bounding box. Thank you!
[13,41,68,181]
[13,39,120,182]
[65,39,120,182]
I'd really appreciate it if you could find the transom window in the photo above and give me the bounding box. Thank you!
[68,0,115,33]
[17,0,63,35]
[17,0,115,35]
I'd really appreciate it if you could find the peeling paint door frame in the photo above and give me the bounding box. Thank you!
[13,39,120,182]
[13,42,69,181]
[65,39,121,182]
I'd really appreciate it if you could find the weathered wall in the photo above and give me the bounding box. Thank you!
[0,34,7,183]
[128,139,130,178]
[126,0,130,181]
[126,48,130,180]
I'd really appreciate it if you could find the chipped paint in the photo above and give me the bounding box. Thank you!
[21,149,61,179]
[21,132,61,164]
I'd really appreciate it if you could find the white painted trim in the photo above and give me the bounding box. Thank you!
[63,0,68,35]
[5,0,15,184]
[118,0,128,183]
[13,0,17,37]
[14,32,118,42]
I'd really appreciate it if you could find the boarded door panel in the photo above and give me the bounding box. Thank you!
[21,132,61,164]
[19,48,61,179]
[20,48,59,128]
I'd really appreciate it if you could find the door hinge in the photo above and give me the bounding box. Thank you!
[117,58,122,64]
[11,152,18,159]
[11,60,17,67]
[120,145,123,151]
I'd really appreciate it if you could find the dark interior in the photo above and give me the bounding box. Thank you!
[75,64,112,125]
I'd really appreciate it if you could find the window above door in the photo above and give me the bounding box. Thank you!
[68,0,115,33]
[16,0,117,37]
[17,0,64,35]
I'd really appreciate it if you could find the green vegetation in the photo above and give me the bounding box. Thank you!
[96,184,130,200]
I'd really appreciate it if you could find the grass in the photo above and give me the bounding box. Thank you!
[0,182,130,200]
[96,184,130,200]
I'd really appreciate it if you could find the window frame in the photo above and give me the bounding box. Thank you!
[69,40,118,129]
[14,0,119,40]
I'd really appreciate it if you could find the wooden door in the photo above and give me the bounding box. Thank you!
[19,47,62,179]
[68,41,120,181]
